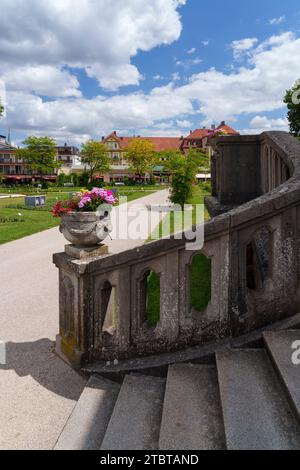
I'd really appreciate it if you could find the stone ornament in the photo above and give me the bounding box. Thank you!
[60,209,112,246]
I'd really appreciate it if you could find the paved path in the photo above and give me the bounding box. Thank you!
[0,189,170,450]
[0,194,25,199]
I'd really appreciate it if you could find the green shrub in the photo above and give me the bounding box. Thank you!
[57,173,66,186]
[70,173,79,187]
[79,172,89,187]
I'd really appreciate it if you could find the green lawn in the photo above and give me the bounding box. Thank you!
[0,187,160,245]
[149,182,211,241]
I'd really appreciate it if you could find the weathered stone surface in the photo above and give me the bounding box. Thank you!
[101,374,166,450]
[60,211,112,247]
[83,314,300,376]
[264,330,300,421]
[159,364,226,450]
[65,243,109,260]
[54,375,120,450]
[204,196,236,218]
[216,349,300,450]
[213,135,262,205]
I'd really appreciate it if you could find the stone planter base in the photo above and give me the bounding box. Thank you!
[65,244,109,260]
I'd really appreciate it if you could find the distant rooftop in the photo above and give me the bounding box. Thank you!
[103,131,182,152]
[0,135,15,150]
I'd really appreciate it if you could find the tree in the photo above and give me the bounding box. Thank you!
[154,149,182,184]
[81,140,110,182]
[156,149,182,164]
[16,136,58,181]
[126,138,156,180]
[188,148,210,173]
[284,79,300,137]
[0,98,4,118]
[166,151,202,208]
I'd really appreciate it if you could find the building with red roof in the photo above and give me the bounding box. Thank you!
[98,131,182,183]
[180,121,239,155]
[94,125,239,183]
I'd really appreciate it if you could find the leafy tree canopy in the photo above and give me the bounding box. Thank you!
[126,138,156,176]
[284,79,300,136]
[167,153,199,208]
[16,136,58,176]
[0,98,4,118]
[81,140,110,181]
[187,148,210,172]
[155,149,182,166]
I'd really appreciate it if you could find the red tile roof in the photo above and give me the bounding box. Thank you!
[217,123,239,135]
[181,123,239,148]
[103,123,239,153]
[104,132,182,152]
[119,136,182,152]
[184,129,210,140]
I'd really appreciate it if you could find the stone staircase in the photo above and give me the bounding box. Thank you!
[54,330,300,450]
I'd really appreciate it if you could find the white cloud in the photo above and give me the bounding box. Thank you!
[202,40,210,46]
[247,115,289,133]
[171,72,181,81]
[2,66,81,98]
[0,0,185,92]
[176,119,192,128]
[269,15,286,26]
[2,31,300,143]
[187,47,196,54]
[231,37,258,59]
[176,58,203,68]
[153,74,165,81]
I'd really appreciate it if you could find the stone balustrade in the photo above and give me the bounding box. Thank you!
[53,131,300,368]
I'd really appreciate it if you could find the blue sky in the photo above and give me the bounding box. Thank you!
[0,0,300,145]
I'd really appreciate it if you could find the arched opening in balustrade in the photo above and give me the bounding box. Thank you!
[140,270,161,327]
[101,281,117,335]
[189,253,212,312]
[246,227,272,291]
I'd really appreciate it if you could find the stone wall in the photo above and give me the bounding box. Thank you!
[212,135,262,205]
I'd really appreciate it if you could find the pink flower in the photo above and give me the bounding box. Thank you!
[78,196,92,208]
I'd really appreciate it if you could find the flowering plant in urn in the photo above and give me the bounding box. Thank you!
[52,188,117,247]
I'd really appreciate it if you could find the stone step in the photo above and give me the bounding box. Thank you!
[159,364,226,450]
[54,375,120,450]
[216,349,300,450]
[263,330,300,422]
[101,374,166,450]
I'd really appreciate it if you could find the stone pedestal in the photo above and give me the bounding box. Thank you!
[53,245,110,369]
[65,244,109,260]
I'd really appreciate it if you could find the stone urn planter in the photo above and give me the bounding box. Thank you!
[52,188,117,250]
[59,209,112,247]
